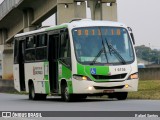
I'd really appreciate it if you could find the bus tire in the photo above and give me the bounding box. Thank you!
[61,84,73,102]
[116,92,128,100]
[108,93,116,99]
[29,83,39,100]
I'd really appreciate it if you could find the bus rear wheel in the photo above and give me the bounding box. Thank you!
[116,92,128,100]
[29,83,47,100]
[29,83,39,100]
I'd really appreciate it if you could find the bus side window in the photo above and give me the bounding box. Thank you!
[25,37,35,61]
[60,30,71,67]
[26,37,35,48]
[36,34,47,60]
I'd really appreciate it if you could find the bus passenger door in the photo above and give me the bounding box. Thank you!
[14,40,25,91]
[48,34,59,93]
[19,40,26,91]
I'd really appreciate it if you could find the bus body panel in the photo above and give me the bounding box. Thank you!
[24,62,50,94]
[13,64,21,92]
[76,64,132,81]
[72,79,138,94]
[58,62,73,94]
[71,61,138,94]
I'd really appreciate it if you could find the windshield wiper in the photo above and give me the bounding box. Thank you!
[90,48,104,65]
[105,38,126,64]
[105,38,112,56]
[90,28,108,65]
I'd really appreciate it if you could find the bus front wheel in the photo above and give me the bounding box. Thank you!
[61,84,73,102]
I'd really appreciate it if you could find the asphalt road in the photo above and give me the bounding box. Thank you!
[0,93,160,111]
[0,93,160,119]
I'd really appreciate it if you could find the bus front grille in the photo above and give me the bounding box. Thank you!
[94,85,125,90]
[92,73,127,80]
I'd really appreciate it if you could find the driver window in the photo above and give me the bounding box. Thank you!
[60,32,70,58]
[60,30,71,67]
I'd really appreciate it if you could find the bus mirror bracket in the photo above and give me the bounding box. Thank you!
[128,27,135,45]
[130,33,135,45]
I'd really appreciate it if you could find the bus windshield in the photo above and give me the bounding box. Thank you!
[72,27,134,65]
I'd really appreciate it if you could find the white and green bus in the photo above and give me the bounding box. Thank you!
[14,19,138,101]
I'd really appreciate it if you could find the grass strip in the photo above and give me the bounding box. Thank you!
[128,80,160,100]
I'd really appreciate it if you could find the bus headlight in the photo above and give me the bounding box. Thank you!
[73,75,91,81]
[125,84,129,88]
[88,86,93,90]
[128,73,138,79]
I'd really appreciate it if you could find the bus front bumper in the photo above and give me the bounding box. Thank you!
[72,79,138,94]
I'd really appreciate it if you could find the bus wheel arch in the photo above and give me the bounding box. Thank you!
[28,79,33,88]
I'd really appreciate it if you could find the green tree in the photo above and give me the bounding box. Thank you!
[135,45,160,64]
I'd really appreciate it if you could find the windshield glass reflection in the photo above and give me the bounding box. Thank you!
[72,27,134,65]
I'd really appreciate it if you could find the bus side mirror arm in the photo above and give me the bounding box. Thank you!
[130,33,135,45]
[128,27,135,45]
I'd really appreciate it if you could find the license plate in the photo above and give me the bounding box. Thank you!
[103,90,114,93]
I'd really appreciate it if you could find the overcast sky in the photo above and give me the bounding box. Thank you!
[0,0,160,49]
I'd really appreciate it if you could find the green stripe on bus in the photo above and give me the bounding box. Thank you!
[67,80,73,94]
[44,62,50,94]
[58,61,73,94]
[45,24,68,31]
[77,63,110,81]
[45,81,50,94]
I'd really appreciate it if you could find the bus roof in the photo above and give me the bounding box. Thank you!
[15,19,127,38]
[69,19,126,28]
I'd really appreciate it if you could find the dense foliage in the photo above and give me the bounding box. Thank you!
[135,45,160,64]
